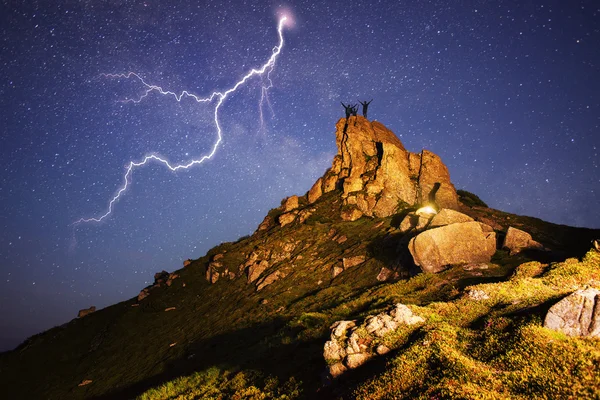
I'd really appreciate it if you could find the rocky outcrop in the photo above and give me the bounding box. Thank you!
[429,208,474,228]
[323,303,424,382]
[332,255,366,278]
[502,227,544,255]
[409,221,496,273]
[78,306,96,318]
[309,116,458,220]
[544,288,600,337]
[283,196,299,212]
[137,270,180,301]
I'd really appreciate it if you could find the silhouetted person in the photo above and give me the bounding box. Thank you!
[341,102,353,119]
[359,99,373,119]
[351,104,358,125]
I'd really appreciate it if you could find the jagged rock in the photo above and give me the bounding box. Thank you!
[327,362,347,379]
[165,273,179,286]
[283,195,299,212]
[154,271,170,285]
[308,177,323,204]
[257,214,275,231]
[341,207,363,221]
[327,117,458,220]
[330,320,355,338]
[346,352,372,369]
[399,212,432,233]
[206,263,221,284]
[502,227,544,255]
[183,259,192,267]
[336,235,347,244]
[331,265,344,278]
[248,260,269,283]
[78,306,96,318]
[467,289,490,301]
[256,270,287,291]
[389,304,425,325]
[376,267,394,282]
[429,208,474,228]
[343,255,366,269]
[213,253,224,261]
[409,221,497,273]
[365,313,399,337]
[137,288,150,302]
[298,209,313,223]
[544,288,600,337]
[278,212,297,227]
[323,339,346,361]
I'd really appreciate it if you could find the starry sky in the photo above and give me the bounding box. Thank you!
[1,0,599,351]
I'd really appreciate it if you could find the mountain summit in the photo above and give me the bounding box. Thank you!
[308,116,458,220]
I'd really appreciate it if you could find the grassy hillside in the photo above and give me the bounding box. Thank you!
[0,190,598,399]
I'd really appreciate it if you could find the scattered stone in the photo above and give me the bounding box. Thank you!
[331,265,344,278]
[247,260,269,283]
[343,255,366,269]
[154,271,170,285]
[376,344,391,355]
[341,207,363,221]
[78,306,96,318]
[213,253,224,261]
[169,342,177,347]
[78,380,93,387]
[389,304,425,325]
[260,299,269,305]
[256,270,287,291]
[278,212,297,227]
[346,352,372,369]
[376,267,394,282]
[183,259,192,267]
[544,288,600,337]
[164,307,176,312]
[166,273,179,286]
[330,320,356,338]
[137,288,150,302]
[502,227,545,255]
[467,289,490,301]
[336,235,347,244]
[429,208,474,228]
[409,221,496,273]
[327,362,347,379]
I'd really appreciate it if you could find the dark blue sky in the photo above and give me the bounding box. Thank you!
[1,0,598,351]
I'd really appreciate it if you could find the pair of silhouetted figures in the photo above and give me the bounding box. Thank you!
[341,99,373,120]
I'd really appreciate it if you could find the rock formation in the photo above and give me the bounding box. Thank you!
[502,227,545,255]
[544,288,600,337]
[77,306,96,318]
[308,116,458,220]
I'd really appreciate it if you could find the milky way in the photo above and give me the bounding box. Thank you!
[1,0,598,350]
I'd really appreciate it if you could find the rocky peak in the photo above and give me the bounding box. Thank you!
[308,115,458,220]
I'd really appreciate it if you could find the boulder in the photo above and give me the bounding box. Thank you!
[183,259,192,267]
[282,195,299,212]
[376,267,394,282]
[326,362,347,379]
[429,208,474,228]
[408,221,497,273]
[544,288,600,337]
[323,340,346,361]
[341,207,363,221]
[78,306,96,318]
[389,304,425,325]
[154,271,170,285]
[256,270,287,291]
[330,320,356,338]
[308,177,323,204]
[278,212,296,227]
[502,227,544,255]
[346,352,372,369]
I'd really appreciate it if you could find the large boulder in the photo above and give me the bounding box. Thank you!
[544,288,600,337]
[502,226,544,255]
[408,221,497,273]
[78,306,96,318]
[429,208,474,228]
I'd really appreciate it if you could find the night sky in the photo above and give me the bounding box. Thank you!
[1,0,599,351]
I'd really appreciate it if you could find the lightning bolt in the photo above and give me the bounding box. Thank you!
[74,16,288,225]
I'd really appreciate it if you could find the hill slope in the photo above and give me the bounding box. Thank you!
[1,117,598,399]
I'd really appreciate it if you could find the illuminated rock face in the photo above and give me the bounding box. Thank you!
[311,116,459,218]
[544,288,600,337]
